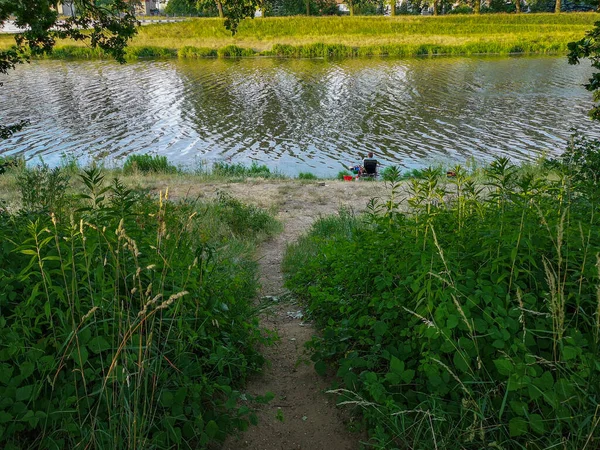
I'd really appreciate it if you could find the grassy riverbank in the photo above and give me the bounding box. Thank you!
[0,13,597,59]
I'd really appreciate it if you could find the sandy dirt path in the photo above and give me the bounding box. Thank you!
[198,180,386,450]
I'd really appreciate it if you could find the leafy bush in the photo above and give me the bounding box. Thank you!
[481,0,517,13]
[0,167,277,448]
[285,158,600,449]
[122,154,178,174]
[298,172,318,180]
[164,0,203,15]
[551,133,600,199]
[447,4,473,13]
[16,162,70,213]
[0,156,23,175]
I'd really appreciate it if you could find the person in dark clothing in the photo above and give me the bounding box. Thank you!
[361,152,378,177]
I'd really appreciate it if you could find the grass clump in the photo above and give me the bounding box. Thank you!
[216,191,281,237]
[123,154,179,174]
[178,45,218,57]
[0,166,278,448]
[212,161,276,179]
[297,172,318,180]
[284,153,600,449]
[217,45,256,57]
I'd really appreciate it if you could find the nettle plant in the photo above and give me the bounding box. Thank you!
[284,157,600,449]
[0,167,274,449]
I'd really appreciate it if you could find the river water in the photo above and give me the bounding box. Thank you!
[1,56,599,176]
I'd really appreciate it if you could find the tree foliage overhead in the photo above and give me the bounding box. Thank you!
[0,0,138,67]
[568,21,600,121]
[0,0,139,137]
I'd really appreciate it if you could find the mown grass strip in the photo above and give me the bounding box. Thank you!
[0,13,596,59]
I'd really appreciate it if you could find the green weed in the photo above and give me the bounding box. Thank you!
[0,167,278,448]
[298,172,318,180]
[284,155,600,449]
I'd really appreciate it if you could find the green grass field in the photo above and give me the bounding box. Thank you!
[0,13,597,58]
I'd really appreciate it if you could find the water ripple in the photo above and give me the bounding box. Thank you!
[1,56,599,175]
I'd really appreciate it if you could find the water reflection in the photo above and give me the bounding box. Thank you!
[0,56,598,175]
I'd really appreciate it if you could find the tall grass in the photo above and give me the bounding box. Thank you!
[122,154,179,174]
[284,157,600,448]
[0,165,279,448]
[1,13,595,58]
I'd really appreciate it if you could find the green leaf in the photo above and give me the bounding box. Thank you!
[453,352,469,373]
[88,336,110,354]
[527,384,543,401]
[533,371,554,390]
[205,420,218,438]
[374,321,388,337]
[72,346,88,367]
[492,339,505,349]
[20,361,35,379]
[446,314,459,329]
[509,417,528,437]
[473,318,488,333]
[44,301,51,321]
[16,385,33,402]
[494,359,513,376]
[0,412,12,424]
[314,360,327,376]
[160,391,173,408]
[509,400,527,416]
[385,373,401,384]
[562,346,578,361]
[401,369,415,383]
[529,414,545,434]
[390,356,404,375]
[174,387,187,406]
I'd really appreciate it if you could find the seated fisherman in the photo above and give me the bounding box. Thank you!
[361,152,378,177]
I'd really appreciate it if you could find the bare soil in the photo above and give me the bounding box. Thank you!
[174,179,386,450]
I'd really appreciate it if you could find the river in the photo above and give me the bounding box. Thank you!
[1,56,599,176]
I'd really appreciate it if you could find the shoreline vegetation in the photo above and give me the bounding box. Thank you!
[0,153,479,207]
[1,134,600,447]
[0,13,597,60]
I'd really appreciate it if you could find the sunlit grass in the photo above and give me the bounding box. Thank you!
[0,13,596,57]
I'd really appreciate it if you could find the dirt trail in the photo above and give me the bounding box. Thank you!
[211,180,386,450]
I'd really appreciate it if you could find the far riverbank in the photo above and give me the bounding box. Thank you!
[0,14,596,59]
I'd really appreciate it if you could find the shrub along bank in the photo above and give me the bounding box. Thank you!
[0,165,278,448]
[284,144,600,448]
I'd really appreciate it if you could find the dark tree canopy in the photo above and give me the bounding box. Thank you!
[0,0,139,68]
[569,21,600,121]
[0,0,139,137]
